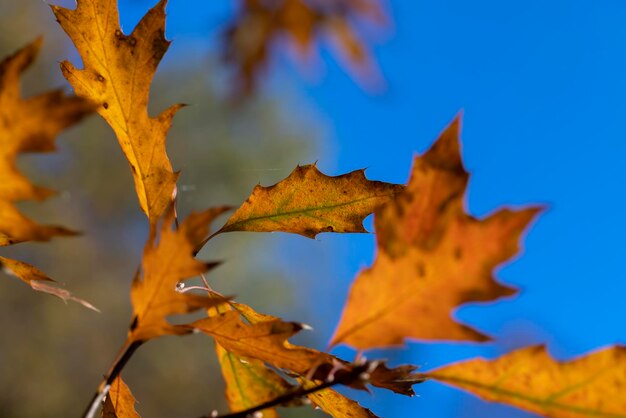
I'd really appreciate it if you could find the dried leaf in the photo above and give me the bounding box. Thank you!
[0,256,98,311]
[192,301,422,396]
[194,309,328,374]
[220,164,403,238]
[129,206,230,342]
[102,376,140,418]
[427,345,626,418]
[0,38,94,307]
[52,0,180,224]
[331,116,542,349]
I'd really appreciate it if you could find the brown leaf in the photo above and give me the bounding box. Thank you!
[129,206,231,342]
[52,0,180,224]
[331,115,542,349]
[220,164,403,238]
[427,345,626,418]
[102,376,140,418]
[0,256,98,311]
[191,301,422,396]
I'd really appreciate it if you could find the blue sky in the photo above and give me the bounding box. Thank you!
[115,1,626,416]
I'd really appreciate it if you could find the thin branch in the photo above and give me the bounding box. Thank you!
[198,363,372,418]
[82,339,143,418]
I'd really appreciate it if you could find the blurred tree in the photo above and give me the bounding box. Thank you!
[0,1,330,416]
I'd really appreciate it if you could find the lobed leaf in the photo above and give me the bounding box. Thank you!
[0,38,94,307]
[52,0,180,224]
[331,115,542,349]
[129,206,231,342]
[191,301,422,396]
[427,345,626,418]
[220,164,404,238]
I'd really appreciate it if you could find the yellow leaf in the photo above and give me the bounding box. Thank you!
[331,116,541,349]
[129,206,230,342]
[102,376,140,418]
[52,0,180,224]
[220,164,404,238]
[427,345,626,418]
[215,343,289,418]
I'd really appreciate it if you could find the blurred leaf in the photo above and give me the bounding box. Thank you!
[428,345,626,418]
[331,116,542,349]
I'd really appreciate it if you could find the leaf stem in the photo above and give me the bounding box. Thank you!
[82,339,143,418]
[199,363,371,418]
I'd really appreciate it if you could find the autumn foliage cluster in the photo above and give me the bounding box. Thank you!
[1,1,624,417]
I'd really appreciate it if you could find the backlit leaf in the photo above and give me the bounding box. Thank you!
[52,0,180,224]
[129,206,230,342]
[102,376,140,418]
[331,116,541,349]
[427,345,626,418]
[220,164,403,238]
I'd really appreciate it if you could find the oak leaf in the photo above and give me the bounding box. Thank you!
[0,38,95,307]
[129,206,230,342]
[331,116,541,349]
[0,37,92,243]
[427,345,626,418]
[191,301,422,395]
[52,0,180,224]
[224,0,384,95]
[102,376,140,418]
[219,164,404,238]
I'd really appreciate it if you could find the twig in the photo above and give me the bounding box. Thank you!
[198,363,371,418]
[82,340,143,418]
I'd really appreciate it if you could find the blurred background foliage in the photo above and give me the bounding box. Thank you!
[0,1,356,416]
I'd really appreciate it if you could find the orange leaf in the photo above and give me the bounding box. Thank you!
[220,164,403,238]
[427,345,626,418]
[0,38,94,307]
[331,115,542,349]
[0,38,92,244]
[129,207,230,342]
[191,301,422,396]
[102,376,140,418]
[52,0,180,224]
